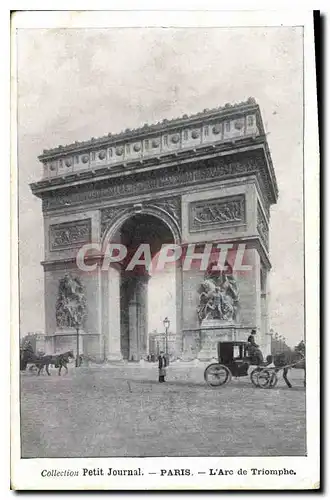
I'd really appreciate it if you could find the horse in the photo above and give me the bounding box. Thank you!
[20,348,75,376]
[56,350,75,375]
[265,351,305,388]
[34,350,75,376]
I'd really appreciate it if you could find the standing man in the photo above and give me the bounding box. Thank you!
[158,351,167,383]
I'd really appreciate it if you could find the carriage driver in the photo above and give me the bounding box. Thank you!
[247,329,264,365]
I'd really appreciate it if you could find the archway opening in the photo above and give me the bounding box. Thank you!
[148,248,177,360]
[113,213,177,361]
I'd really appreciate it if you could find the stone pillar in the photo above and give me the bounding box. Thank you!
[251,249,264,355]
[128,275,149,361]
[175,261,183,358]
[97,266,104,361]
[128,279,139,361]
[261,268,271,356]
[137,275,149,359]
[107,265,123,361]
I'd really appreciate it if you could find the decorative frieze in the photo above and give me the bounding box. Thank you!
[42,153,264,212]
[189,195,246,232]
[49,219,91,251]
[171,134,180,144]
[257,203,269,250]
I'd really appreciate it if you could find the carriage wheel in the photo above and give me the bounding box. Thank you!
[250,367,262,387]
[204,363,232,388]
[257,369,277,389]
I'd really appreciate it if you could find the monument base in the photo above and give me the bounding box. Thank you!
[44,330,103,361]
[45,328,87,355]
[105,353,124,362]
[197,320,236,361]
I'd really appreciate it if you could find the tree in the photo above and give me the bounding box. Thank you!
[294,340,305,356]
[293,341,306,383]
[55,274,87,367]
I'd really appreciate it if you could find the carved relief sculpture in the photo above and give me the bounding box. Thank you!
[197,271,239,323]
[41,154,271,212]
[151,196,181,224]
[257,203,269,249]
[55,274,87,328]
[101,206,127,238]
[190,195,245,232]
[50,219,91,250]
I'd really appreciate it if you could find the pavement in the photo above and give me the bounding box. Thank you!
[20,361,306,458]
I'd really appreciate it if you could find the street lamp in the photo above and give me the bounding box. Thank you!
[76,324,80,368]
[279,336,284,352]
[163,317,170,355]
[282,337,287,352]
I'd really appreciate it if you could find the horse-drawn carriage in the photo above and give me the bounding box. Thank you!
[204,341,281,389]
[20,343,75,376]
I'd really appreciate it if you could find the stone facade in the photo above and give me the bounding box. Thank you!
[31,99,278,360]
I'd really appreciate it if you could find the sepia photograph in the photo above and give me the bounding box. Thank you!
[11,9,319,490]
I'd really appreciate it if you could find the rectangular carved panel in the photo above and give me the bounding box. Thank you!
[49,219,91,251]
[257,203,269,250]
[189,195,246,232]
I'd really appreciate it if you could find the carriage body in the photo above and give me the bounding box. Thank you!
[216,341,250,378]
[204,340,277,389]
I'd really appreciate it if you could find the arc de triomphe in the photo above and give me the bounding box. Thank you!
[30,98,278,361]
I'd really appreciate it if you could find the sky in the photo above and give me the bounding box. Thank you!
[17,27,304,346]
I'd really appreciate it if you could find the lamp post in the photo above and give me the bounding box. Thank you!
[282,337,287,352]
[76,324,80,367]
[279,336,284,353]
[163,317,170,356]
[72,312,81,368]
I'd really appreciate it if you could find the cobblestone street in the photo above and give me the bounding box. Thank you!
[20,362,306,458]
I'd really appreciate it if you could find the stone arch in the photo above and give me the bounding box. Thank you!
[101,203,182,247]
[101,202,183,362]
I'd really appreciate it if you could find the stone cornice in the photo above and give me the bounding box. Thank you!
[31,139,278,204]
[35,150,275,214]
[32,138,260,189]
[33,99,278,205]
[32,137,263,193]
[39,98,259,160]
